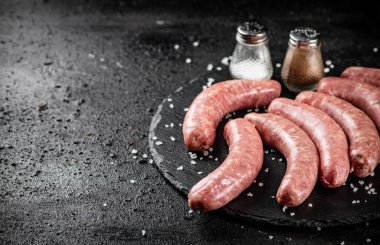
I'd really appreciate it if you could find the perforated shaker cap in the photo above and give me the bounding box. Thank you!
[289,27,320,48]
[236,22,268,44]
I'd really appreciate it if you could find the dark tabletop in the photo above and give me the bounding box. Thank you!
[1,0,379,244]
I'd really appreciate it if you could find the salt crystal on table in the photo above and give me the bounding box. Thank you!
[282,206,287,212]
[325,60,332,66]
[152,136,157,140]
[373,47,378,53]
[170,122,174,127]
[353,187,358,192]
[165,124,169,128]
[190,160,196,165]
[193,41,199,47]
[359,180,365,185]
[203,151,209,156]
[264,168,269,173]
[370,172,375,176]
[141,230,146,236]
[116,62,123,68]
[100,57,105,62]
[156,20,165,25]
[174,44,179,50]
[341,242,345,245]
[258,182,263,187]
[275,63,281,68]
[270,195,275,199]
[366,238,372,243]
[207,64,213,71]
[155,141,163,145]
[216,66,222,71]
[170,136,175,141]
[177,166,183,171]
[149,159,153,164]
[142,154,148,159]
[169,104,174,109]
[88,53,95,58]
[133,156,137,159]
[269,235,274,240]
[130,180,136,184]
[197,171,203,175]
[290,212,295,216]
[185,58,192,64]
[214,158,218,161]
[247,192,253,197]
[103,202,107,207]
[324,67,330,73]
[308,203,313,207]
[131,149,138,154]
[209,147,213,152]
[167,98,172,102]
[184,108,188,112]
[317,227,322,231]
[221,57,229,66]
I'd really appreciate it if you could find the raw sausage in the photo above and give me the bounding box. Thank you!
[341,66,380,88]
[188,118,263,211]
[268,98,350,188]
[245,113,318,207]
[296,91,380,177]
[317,77,380,132]
[183,80,281,151]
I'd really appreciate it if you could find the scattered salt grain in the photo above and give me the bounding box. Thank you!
[209,147,213,152]
[324,67,330,73]
[279,158,283,162]
[373,47,378,53]
[156,20,165,25]
[110,161,114,165]
[207,78,215,87]
[155,141,163,146]
[88,53,95,58]
[169,104,174,109]
[200,157,203,160]
[197,171,203,175]
[271,157,275,160]
[370,172,375,176]
[152,136,158,140]
[221,57,229,66]
[103,202,107,207]
[207,64,213,71]
[116,62,123,68]
[258,182,264,187]
[271,195,275,199]
[216,66,222,71]
[341,242,345,245]
[179,123,182,126]
[269,235,274,240]
[308,203,313,207]
[193,41,200,47]
[264,150,269,154]
[353,187,358,192]
[131,149,138,154]
[275,63,281,68]
[130,179,136,184]
[203,151,209,156]
[264,168,269,173]
[167,98,172,102]
[133,156,137,159]
[330,64,335,69]
[174,44,179,50]
[254,108,259,112]
[366,238,372,243]
[359,180,365,185]
[202,85,207,90]
[247,192,253,197]
[247,108,253,112]
[185,58,192,64]
[165,124,169,128]
[214,158,218,161]
[317,227,322,231]
[190,160,196,165]
[282,206,288,212]
[141,230,146,237]
[177,166,183,171]
[170,136,175,141]
[100,57,105,62]
[189,209,193,213]
[149,159,153,164]
[142,154,148,159]
[184,108,189,112]
[325,60,332,66]
[208,155,213,159]
[290,212,295,216]
[189,153,197,159]
[225,113,232,119]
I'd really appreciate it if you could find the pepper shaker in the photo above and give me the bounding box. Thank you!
[229,22,273,80]
[281,27,324,92]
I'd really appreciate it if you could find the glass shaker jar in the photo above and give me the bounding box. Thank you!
[229,22,273,80]
[281,27,324,92]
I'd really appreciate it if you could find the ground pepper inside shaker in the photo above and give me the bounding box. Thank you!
[281,27,324,92]
[229,22,273,80]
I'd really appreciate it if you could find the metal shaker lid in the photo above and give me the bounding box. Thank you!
[289,27,320,48]
[236,22,268,44]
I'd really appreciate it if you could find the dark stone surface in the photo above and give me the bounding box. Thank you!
[0,0,379,244]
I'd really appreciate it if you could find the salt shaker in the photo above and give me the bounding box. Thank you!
[281,27,324,92]
[229,22,273,80]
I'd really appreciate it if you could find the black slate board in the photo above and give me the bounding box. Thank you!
[148,66,380,227]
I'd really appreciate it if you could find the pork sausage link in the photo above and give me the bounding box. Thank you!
[296,91,380,177]
[245,113,318,207]
[268,98,350,188]
[341,66,380,88]
[183,80,281,151]
[188,118,263,211]
[317,77,380,132]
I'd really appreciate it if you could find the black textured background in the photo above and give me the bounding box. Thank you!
[1,0,379,244]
